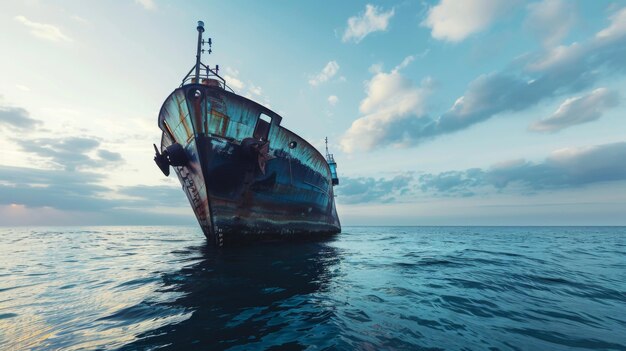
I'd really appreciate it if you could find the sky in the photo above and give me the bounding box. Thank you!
[1,0,625,226]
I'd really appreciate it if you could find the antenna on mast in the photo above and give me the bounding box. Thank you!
[325,137,335,162]
[325,137,329,158]
[181,21,230,90]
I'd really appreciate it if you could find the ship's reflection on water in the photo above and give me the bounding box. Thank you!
[119,240,342,350]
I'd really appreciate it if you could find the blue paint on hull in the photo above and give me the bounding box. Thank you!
[158,84,340,245]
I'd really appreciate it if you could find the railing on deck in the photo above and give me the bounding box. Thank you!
[180,64,235,93]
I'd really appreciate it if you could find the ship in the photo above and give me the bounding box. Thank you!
[153,21,341,246]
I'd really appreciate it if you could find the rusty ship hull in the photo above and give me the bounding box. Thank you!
[157,83,341,246]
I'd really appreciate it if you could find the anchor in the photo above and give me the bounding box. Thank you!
[153,143,188,176]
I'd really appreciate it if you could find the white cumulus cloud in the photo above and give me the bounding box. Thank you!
[224,75,245,91]
[224,76,244,91]
[421,0,517,42]
[596,6,626,42]
[15,16,72,42]
[309,61,340,86]
[530,88,620,132]
[525,42,585,72]
[389,5,626,148]
[328,95,339,106]
[224,67,245,91]
[342,4,395,43]
[341,56,433,153]
[222,67,269,106]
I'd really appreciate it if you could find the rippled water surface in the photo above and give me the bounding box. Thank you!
[1,226,625,350]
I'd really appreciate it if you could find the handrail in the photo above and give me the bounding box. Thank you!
[180,63,235,93]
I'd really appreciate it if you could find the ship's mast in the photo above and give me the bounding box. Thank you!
[325,137,334,162]
[195,21,204,81]
[325,137,339,185]
[182,21,228,89]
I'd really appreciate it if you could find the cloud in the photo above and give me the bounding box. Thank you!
[341,56,433,152]
[525,0,576,47]
[419,169,486,197]
[0,104,189,225]
[596,6,626,41]
[15,136,123,171]
[336,173,413,204]
[0,106,41,130]
[526,6,626,73]
[221,67,270,106]
[433,72,545,133]
[14,16,72,42]
[421,0,517,42]
[118,185,188,207]
[135,0,156,11]
[0,165,186,210]
[524,42,585,72]
[223,67,245,91]
[309,61,340,86]
[1,104,124,170]
[336,141,626,204]
[342,4,395,43]
[328,95,339,106]
[97,149,123,162]
[346,7,626,151]
[419,142,626,196]
[224,75,245,91]
[0,165,111,211]
[530,88,620,132]
[247,83,262,97]
[0,164,193,226]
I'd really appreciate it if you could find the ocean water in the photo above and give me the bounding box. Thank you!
[0,227,625,351]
